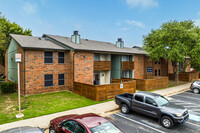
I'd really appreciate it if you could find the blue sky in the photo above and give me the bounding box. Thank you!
[0,0,200,47]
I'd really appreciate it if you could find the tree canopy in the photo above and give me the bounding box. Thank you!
[0,12,32,66]
[143,20,200,80]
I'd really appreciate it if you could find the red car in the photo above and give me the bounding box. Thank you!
[49,113,123,133]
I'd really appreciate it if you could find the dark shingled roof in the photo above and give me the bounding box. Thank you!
[43,34,147,54]
[10,34,67,50]
[10,33,147,54]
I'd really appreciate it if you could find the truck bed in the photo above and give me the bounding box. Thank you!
[115,93,133,106]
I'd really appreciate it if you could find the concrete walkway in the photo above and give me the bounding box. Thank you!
[0,82,191,132]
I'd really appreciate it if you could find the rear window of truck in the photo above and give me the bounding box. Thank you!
[135,95,144,102]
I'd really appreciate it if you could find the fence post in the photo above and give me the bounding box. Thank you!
[95,86,98,101]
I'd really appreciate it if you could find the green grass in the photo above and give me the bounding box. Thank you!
[0,91,111,125]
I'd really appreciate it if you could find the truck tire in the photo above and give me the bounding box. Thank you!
[120,104,129,114]
[161,116,174,129]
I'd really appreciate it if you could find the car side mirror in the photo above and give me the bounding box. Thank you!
[153,103,157,107]
[58,124,62,128]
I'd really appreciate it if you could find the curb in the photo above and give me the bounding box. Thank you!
[163,88,190,97]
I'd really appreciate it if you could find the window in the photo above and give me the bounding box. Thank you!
[129,71,132,78]
[58,52,65,64]
[155,61,157,64]
[145,97,156,106]
[129,55,133,61]
[90,122,121,133]
[147,67,152,73]
[45,74,53,87]
[44,51,53,63]
[158,61,160,64]
[75,124,87,133]
[135,95,144,102]
[155,96,169,106]
[159,69,160,76]
[122,71,128,78]
[122,55,128,61]
[94,72,100,85]
[62,121,76,132]
[94,54,100,61]
[155,70,157,76]
[58,74,65,85]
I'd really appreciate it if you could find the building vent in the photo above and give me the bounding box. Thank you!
[71,30,80,44]
[116,38,124,48]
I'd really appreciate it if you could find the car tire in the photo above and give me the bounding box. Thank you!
[49,127,56,133]
[193,88,199,94]
[120,104,129,114]
[161,116,174,129]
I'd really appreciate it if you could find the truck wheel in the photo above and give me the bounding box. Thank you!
[193,88,199,94]
[120,104,129,114]
[161,116,174,129]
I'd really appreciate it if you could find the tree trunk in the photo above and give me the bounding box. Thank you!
[172,61,178,81]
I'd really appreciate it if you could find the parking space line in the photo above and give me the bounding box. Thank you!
[174,95,200,101]
[172,102,191,105]
[114,113,166,133]
[188,111,200,116]
[186,121,200,127]
[184,105,199,108]
[170,99,200,107]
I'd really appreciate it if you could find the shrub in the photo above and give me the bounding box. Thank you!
[0,82,17,93]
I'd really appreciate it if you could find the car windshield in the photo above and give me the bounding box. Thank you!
[155,96,169,106]
[90,121,121,133]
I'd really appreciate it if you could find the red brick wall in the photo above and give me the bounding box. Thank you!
[143,57,168,78]
[24,50,72,95]
[0,65,4,75]
[74,51,94,84]
[168,61,173,74]
[160,58,168,76]
[144,56,153,77]
[134,55,145,79]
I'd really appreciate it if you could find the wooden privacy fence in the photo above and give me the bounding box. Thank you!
[74,80,136,101]
[112,78,135,83]
[129,76,168,91]
[169,72,199,82]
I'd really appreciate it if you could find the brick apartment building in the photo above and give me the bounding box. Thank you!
[5,31,190,95]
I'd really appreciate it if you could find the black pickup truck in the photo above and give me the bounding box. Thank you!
[115,91,189,128]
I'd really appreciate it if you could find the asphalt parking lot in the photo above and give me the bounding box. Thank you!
[109,90,200,133]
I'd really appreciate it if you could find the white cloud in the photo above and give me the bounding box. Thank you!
[116,21,121,26]
[126,0,158,9]
[120,27,130,31]
[21,2,37,15]
[125,20,145,28]
[198,11,200,16]
[194,19,200,27]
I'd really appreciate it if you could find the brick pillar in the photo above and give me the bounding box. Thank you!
[134,55,145,79]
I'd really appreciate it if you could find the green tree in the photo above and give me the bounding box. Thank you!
[0,12,32,66]
[143,20,200,81]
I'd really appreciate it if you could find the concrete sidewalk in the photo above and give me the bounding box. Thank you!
[0,82,191,132]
